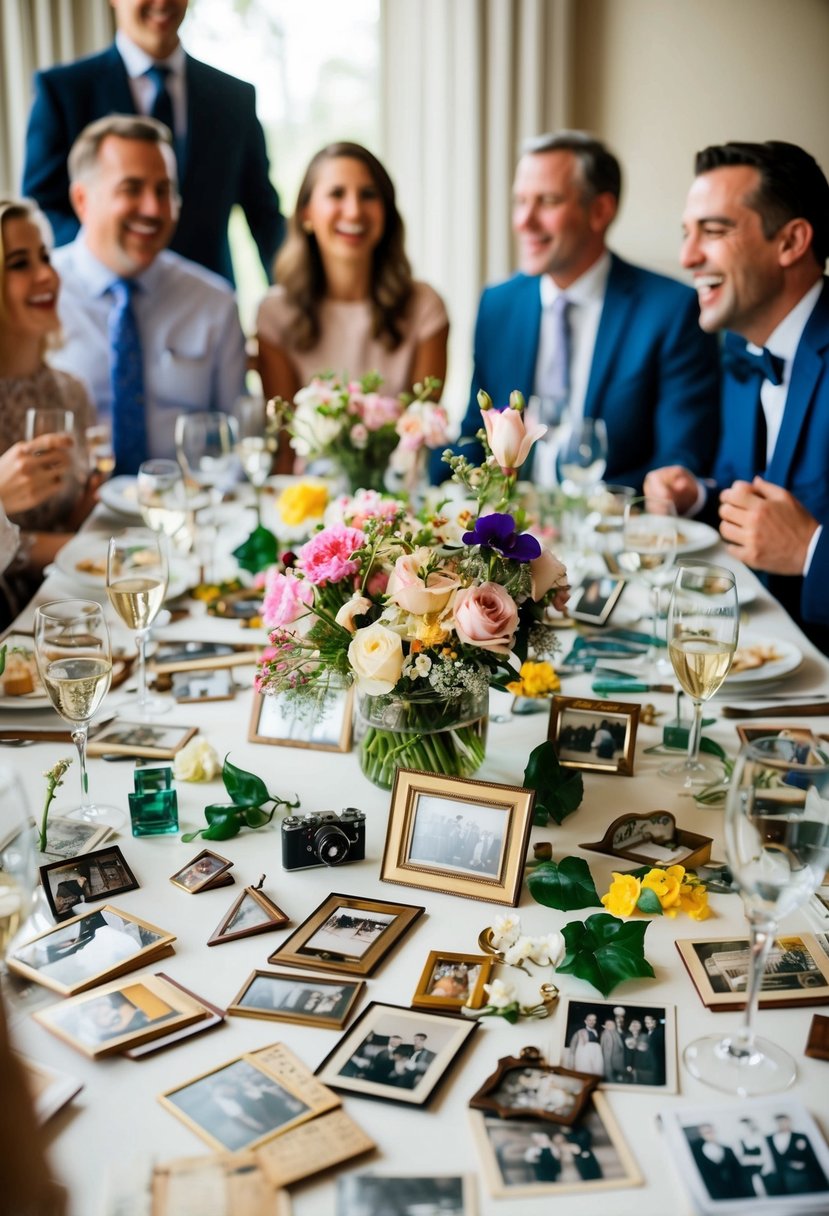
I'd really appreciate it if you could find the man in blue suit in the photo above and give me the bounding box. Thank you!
[432,131,719,489]
[21,0,283,284]
[646,141,829,651]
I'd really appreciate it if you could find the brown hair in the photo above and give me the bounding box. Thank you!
[274,142,413,352]
[0,198,58,357]
[67,113,176,186]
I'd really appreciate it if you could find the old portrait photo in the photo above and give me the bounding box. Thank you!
[560,998,677,1092]
[40,847,138,922]
[408,794,507,878]
[230,970,363,1029]
[170,849,233,893]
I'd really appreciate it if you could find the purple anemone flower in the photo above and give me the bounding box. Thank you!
[462,512,541,562]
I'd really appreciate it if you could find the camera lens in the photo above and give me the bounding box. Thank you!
[314,823,351,866]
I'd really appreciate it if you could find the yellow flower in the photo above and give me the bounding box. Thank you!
[679,882,711,921]
[505,661,561,698]
[415,615,450,648]
[277,481,328,526]
[641,865,683,915]
[601,873,641,917]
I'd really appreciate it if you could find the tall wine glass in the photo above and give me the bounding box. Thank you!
[684,734,829,1093]
[555,417,608,549]
[85,424,115,481]
[175,411,238,582]
[660,563,739,785]
[0,769,36,970]
[618,496,678,666]
[234,396,272,526]
[137,458,193,552]
[107,528,169,718]
[33,600,123,827]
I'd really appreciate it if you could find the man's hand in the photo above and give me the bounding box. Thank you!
[643,465,700,515]
[718,476,818,573]
[0,436,74,514]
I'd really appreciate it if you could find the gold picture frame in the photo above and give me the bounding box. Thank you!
[548,695,640,776]
[248,686,353,752]
[87,721,197,759]
[411,950,494,1014]
[676,932,829,1010]
[207,880,290,946]
[228,969,365,1030]
[380,768,534,906]
[170,848,234,894]
[268,893,424,977]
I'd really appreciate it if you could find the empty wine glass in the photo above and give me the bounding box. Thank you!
[137,458,192,552]
[527,394,569,489]
[0,769,36,969]
[107,528,169,719]
[33,600,123,827]
[24,408,74,442]
[618,496,678,665]
[660,562,739,786]
[175,411,238,583]
[234,395,272,526]
[555,417,608,549]
[684,734,829,1093]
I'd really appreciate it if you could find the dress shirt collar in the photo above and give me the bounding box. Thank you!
[746,279,823,385]
[73,233,164,298]
[116,30,186,79]
[539,250,612,310]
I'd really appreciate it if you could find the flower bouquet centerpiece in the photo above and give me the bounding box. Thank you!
[255,390,570,790]
[268,372,448,495]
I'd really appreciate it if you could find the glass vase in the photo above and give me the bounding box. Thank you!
[356,686,489,790]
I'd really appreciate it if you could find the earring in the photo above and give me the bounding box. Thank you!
[302,220,313,234]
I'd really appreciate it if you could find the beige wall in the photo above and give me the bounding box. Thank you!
[571,0,829,278]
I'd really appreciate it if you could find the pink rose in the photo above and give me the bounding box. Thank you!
[261,569,313,628]
[482,407,546,473]
[529,548,569,600]
[453,582,519,653]
[386,548,460,616]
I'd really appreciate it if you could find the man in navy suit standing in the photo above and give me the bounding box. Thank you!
[645,142,829,651]
[22,0,284,284]
[433,131,719,490]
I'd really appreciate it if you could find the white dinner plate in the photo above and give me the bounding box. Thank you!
[722,633,803,686]
[674,519,720,555]
[54,535,191,599]
[98,476,143,518]
[0,634,50,709]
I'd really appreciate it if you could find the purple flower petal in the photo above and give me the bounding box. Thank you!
[463,512,541,562]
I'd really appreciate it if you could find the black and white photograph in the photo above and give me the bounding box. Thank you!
[568,575,626,625]
[336,1173,475,1216]
[407,794,506,877]
[87,721,197,759]
[170,849,233,894]
[229,970,364,1030]
[677,934,829,1009]
[550,698,639,774]
[249,685,353,752]
[301,906,396,960]
[269,894,424,977]
[559,998,677,1092]
[171,668,235,703]
[40,846,138,922]
[487,1065,591,1119]
[316,1002,478,1108]
[469,1096,641,1196]
[412,950,493,1013]
[660,1098,829,1212]
[37,818,113,862]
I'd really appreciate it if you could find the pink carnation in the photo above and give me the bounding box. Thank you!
[361,392,403,430]
[262,569,313,628]
[299,524,366,586]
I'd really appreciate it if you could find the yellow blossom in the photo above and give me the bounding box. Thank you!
[641,866,683,914]
[415,617,450,648]
[601,873,641,917]
[277,481,328,526]
[679,882,711,921]
[505,660,561,698]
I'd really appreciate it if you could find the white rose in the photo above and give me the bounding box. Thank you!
[490,912,522,950]
[526,931,565,967]
[290,397,343,458]
[503,934,534,966]
[173,738,221,782]
[348,622,404,694]
[335,595,373,634]
[483,978,516,1009]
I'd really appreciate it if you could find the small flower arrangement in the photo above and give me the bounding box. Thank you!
[482,913,565,973]
[601,865,711,921]
[469,977,560,1024]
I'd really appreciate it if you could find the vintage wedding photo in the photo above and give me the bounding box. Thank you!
[560,998,677,1092]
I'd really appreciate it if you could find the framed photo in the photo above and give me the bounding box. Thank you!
[151,640,261,674]
[229,969,365,1030]
[806,1013,829,1061]
[380,769,535,906]
[170,849,233,894]
[468,1094,641,1197]
[125,972,225,1058]
[658,1096,829,1212]
[336,1174,476,1215]
[7,905,176,996]
[151,1157,289,1216]
[548,695,640,775]
[39,845,138,922]
[87,721,197,759]
[208,882,290,945]
[159,1046,338,1154]
[38,817,113,862]
[18,1056,83,1123]
[736,724,829,747]
[255,1108,376,1189]
[580,810,712,870]
[315,1002,478,1108]
[34,974,205,1058]
[469,1047,598,1124]
[171,668,235,703]
[268,893,424,977]
[676,933,829,1010]
[412,950,494,1014]
[568,576,625,626]
[248,686,353,752]
[558,997,678,1092]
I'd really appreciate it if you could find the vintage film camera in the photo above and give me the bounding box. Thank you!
[281,808,366,870]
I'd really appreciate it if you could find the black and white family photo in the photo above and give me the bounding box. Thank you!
[231,971,359,1026]
[557,712,627,765]
[299,907,395,961]
[561,999,675,1090]
[408,794,506,877]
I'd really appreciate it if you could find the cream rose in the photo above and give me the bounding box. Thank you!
[453,582,519,653]
[173,738,221,782]
[348,621,404,694]
[335,595,373,633]
[386,548,460,616]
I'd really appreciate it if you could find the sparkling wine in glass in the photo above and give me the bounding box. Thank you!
[684,734,829,1094]
[107,528,169,719]
[234,395,272,526]
[660,562,739,785]
[0,769,36,968]
[85,424,115,480]
[175,411,238,583]
[137,458,193,552]
[33,600,123,827]
[618,496,678,665]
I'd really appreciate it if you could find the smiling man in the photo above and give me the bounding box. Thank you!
[645,141,829,650]
[434,131,720,490]
[48,115,246,473]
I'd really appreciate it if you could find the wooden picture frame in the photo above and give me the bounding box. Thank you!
[268,893,424,977]
[315,1001,478,1108]
[411,950,494,1014]
[469,1046,598,1124]
[248,686,353,752]
[170,849,233,894]
[548,695,640,775]
[380,768,535,906]
[171,667,235,703]
[676,932,829,1010]
[125,972,225,1058]
[87,721,197,759]
[580,810,712,870]
[18,1057,83,1123]
[736,724,829,747]
[34,973,206,1058]
[208,880,290,946]
[39,845,139,922]
[228,969,365,1030]
[7,904,176,996]
[559,997,678,1093]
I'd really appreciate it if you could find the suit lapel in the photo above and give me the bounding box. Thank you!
[767,280,829,485]
[99,46,136,113]
[513,276,543,400]
[179,54,211,181]
[583,255,636,419]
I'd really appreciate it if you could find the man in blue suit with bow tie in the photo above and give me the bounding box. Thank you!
[645,141,829,651]
[432,131,719,489]
[21,0,283,284]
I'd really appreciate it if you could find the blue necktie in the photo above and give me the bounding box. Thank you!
[109,279,147,476]
[145,64,174,135]
[543,294,572,412]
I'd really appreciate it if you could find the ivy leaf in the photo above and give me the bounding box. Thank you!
[222,756,270,808]
[556,913,654,997]
[527,856,601,911]
[636,887,663,915]
[523,741,584,826]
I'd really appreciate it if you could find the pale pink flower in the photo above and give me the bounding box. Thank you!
[529,548,569,601]
[299,524,366,586]
[360,392,403,430]
[482,407,546,473]
[349,423,369,449]
[261,569,313,629]
[453,581,519,653]
[335,595,373,633]
[386,548,461,616]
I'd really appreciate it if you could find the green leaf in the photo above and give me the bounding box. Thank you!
[201,812,242,841]
[180,829,204,843]
[523,741,584,826]
[700,736,727,761]
[242,806,275,829]
[231,525,279,575]
[222,756,270,808]
[0,643,6,676]
[636,887,664,915]
[556,913,654,997]
[527,856,601,911]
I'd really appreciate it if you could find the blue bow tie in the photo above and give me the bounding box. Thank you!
[723,340,785,386]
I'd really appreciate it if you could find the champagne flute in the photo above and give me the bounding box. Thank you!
[33,600,123,827]
[106,528,169,719]
[684,734,829,1093]
[618,496,678,665]
[660,562,739,785]
[234,395,272,526]
[85,424,115,480]
[0,769,36,969]
[137,458,192,552]
[175,411,238,583]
